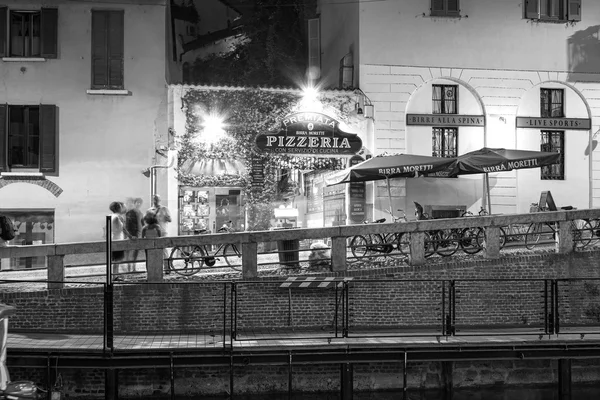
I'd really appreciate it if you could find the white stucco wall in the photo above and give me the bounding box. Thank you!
[0,0,169,243]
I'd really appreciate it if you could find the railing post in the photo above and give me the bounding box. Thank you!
[242,242,258,279]
[145,248,164,282]
[483,226,501,259]
[556,221,573,254]
[47,255,65,290]
[409,232,425,266]
[331,236,347,272]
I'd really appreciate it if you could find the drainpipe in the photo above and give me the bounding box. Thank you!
[142,165,170,205]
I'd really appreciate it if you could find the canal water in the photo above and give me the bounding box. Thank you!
[161,384,600,400]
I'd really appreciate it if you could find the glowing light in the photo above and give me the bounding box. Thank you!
[299,84,323,111]
[199,114,227,145]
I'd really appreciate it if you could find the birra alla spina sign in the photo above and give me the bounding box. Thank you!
[255,112,362,156]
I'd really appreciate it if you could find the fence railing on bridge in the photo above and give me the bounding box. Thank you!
[1,209,600,289]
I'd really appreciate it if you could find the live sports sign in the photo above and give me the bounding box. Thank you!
[255,112,362,156]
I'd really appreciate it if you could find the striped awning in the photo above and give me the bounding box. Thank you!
[279,277,353,289]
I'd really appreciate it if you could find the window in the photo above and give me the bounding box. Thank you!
[0,210,54,270]
[307,18,320,81]
[0,105,57,173]
[433,85,457,114]
[431,0,460,17]
[524,0,581,21]
[432,128,458,158]
[541,88,564,118]
[91,10,124,89]
[541,131,564,180]
[0,7,58,58]
[339,53,354,89]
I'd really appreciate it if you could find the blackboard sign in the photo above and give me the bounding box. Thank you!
[349,156,365,223]
[251,155,264,191]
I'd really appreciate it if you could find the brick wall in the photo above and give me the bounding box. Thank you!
[2,251,600,333]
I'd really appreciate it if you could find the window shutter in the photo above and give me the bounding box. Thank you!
[107,11,124,89]
[41,8,58,58]
[39,105,57,173]
[0,104,6,172]
[0,7,6,57]
[431,0,445,13]
[568,0,581,21]
[447,0,460,15]
[524,0,539,19]
[92,11,109,88]
[307,18,320,80]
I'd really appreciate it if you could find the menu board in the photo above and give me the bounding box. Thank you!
[348,156,366,223]
[251,155,265,191]
[305,173,324,213]
[179,189,210,234]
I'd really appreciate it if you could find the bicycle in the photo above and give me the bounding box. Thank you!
[525,206,593,250]
[473,207,507,251]
[458,210,483,255]
[167,222,242,276]
[348,218,395,260]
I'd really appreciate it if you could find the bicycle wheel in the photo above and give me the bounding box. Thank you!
[436,230,460,257]
[499,227,507,249]
[168,245,205,276]
[350,235,369,260]
[572,219,593,249]
[424,232,437,258]
[525,223,544,250]
[396,232,410,256]
[460,227,482,254]
[223,244,242,271]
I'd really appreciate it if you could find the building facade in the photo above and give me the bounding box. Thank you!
[316,0,598,216]
[0,0,172,267]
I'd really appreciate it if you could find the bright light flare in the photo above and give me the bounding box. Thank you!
[199,114,227,145]
[299,84,322,111]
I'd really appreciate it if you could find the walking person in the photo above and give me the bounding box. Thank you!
[109,201,132,281]
[125,198,144,270]
[147,194,172,272]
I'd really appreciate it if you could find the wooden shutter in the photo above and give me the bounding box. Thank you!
[525,0,539,19]
[92,11,109,88]
[307,18,320,80]
[431,0,445,14]
[0,104,6,172]
[0,7,6,57]
[568,0,581,21]
[41,8,58,58]
[447,0,460,16]
[107,11,124,89]
[39,105,56,173]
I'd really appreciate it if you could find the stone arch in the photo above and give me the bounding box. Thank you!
[0,177,63,197]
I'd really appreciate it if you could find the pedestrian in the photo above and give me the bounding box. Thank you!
[125,198,143,270]
[109,201,132,281]
[147,194,172,271]
[142,211,163,239]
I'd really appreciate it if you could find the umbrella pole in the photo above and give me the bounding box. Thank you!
[485,173,492,214]
[386,176,393,218]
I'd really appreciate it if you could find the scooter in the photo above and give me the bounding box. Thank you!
[0,305,40,400]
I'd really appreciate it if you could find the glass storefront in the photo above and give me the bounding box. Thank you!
[0,210,54,270]
[178,186,245,235]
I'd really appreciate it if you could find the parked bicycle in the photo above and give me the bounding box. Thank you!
[167,221,242,276]
[348,218,395,260]
[525,205,593,250]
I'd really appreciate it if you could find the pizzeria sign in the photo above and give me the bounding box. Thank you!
[255,112,362,156]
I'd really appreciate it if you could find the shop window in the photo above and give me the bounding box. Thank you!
[541,88,564,118]
[432,85,457,114]
[432,127,458,158]
[431,0,460,17]
[0,210,54,270]
[0,104,57,173]
[0,7,58,58]
[541,131,564,180]
[91,10,124,89]
[524,0,581,21]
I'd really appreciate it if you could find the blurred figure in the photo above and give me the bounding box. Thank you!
[125,198,143,270]
[109,201,131,281]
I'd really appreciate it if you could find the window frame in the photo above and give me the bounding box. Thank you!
[524,0,581,22]
[430,0,460,17]
[540,130,564,180]
[91,9,125,90]
[432,84,458,115]
[432,127,458,158]
[540,88,565,118]
[0,7,58,59]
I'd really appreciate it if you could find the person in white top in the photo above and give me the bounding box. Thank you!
[109,201,132,280]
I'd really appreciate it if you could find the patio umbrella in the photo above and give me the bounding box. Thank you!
[325,154,456,216]
[447,147,561,213]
